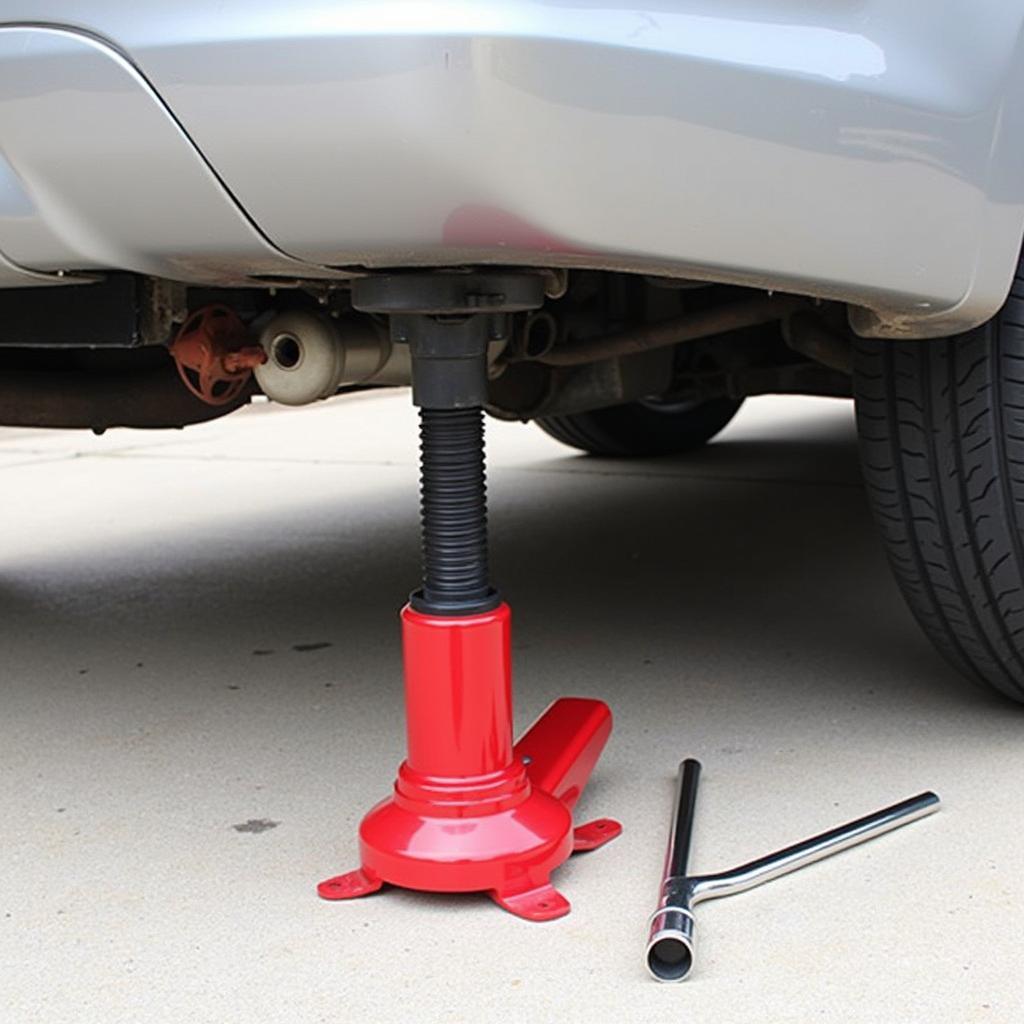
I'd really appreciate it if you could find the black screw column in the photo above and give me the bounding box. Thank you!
[350,272,546,617]
[416,406,495,614]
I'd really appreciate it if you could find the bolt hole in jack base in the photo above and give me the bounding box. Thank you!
[316,273,621,921]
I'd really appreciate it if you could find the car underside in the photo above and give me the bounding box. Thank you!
[0,270,850,434]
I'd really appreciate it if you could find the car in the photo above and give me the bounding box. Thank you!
[3,3,1024,703]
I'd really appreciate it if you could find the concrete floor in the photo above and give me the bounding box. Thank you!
[1,392,1021,1023]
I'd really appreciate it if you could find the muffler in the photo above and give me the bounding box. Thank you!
[646,759,940,982]
[254,309,410,405]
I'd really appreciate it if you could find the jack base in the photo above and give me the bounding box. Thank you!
[318,696,621,921]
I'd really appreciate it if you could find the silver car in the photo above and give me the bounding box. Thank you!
[3,2,1024,702]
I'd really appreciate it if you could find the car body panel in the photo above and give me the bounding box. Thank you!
[1,3,1024,335]
[0,245,71,288]
[0,26,348,285]
[0,156,88,287]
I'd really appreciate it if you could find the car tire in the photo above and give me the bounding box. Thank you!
[535,396,744,457]
[854,266,1024,703]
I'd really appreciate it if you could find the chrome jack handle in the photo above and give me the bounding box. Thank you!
[645,759,940,982]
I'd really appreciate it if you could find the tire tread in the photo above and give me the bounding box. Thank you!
[855,286,1024,702]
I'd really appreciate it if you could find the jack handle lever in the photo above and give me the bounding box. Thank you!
[645,759,940,982]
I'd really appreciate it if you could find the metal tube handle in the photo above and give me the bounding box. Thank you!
[645,761,940,982]
[645,760,701,982]
[690,790,940,902]
[664,759,701,879]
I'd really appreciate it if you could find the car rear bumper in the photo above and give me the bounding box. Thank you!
[2,2,1024,336]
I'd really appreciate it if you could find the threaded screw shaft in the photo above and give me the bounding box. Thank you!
[415,406,496,614]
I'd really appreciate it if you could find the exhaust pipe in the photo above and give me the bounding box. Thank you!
[645,759,940,982]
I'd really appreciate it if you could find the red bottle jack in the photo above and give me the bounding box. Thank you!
[317,273,621,921]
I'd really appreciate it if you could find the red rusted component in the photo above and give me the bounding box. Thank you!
[169,305,266,406]
[317,602,620,921]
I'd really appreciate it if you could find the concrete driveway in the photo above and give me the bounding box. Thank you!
[1,392,1020,1023]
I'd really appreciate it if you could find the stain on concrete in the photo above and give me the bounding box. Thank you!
[252,649,274,657]
[231,819,280,834]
